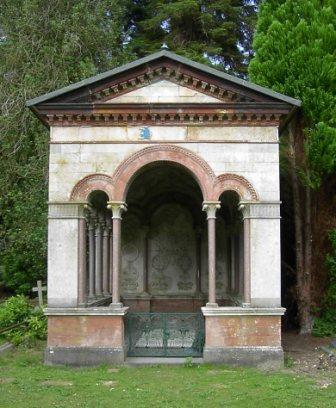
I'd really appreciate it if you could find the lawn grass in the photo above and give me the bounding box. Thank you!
[0,345,335,407]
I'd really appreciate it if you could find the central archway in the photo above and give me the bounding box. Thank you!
[111,145,216,201]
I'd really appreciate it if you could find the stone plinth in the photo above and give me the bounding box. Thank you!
[44,307,128,366]
[202,307,285,369]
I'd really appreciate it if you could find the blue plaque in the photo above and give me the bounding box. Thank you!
[140,127,151,140]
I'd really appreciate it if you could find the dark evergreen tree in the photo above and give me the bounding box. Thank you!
[0,0,133,293]
[249,0,336,333]
[127,0,259,75]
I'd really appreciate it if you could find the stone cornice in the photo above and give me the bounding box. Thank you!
[201,307,286,316]
[44,307,129,316]
[38,103,287,127]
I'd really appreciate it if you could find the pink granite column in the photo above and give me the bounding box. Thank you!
[78,205,87,306]
[239,203,251,307]
[107,201,127,307]
[202,201,221,307]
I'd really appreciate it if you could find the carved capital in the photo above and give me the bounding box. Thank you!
[107,201,127,219]
[202,201,221,219]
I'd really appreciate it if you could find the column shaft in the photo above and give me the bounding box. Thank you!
[202,201,220,307]
[243,218,251,305]
[88,219,95,298]
[230,235,236,293]
[112,218,121,304]
[95,219,103,297]
[208,218,216,304]
[78,217,87,305]
[102,225,110,296]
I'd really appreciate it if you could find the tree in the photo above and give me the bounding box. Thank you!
[0,0,133,293]
[249,0,336,333]
[126,0,259,76]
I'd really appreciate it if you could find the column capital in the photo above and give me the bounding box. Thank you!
[107,201,127,219]
[202,201,221,219]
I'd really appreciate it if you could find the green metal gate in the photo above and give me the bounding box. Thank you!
[125,312,205,357]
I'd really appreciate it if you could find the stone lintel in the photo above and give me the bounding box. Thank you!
[238,201,281,219]
[201,306,286,316]
[44,307,129,316]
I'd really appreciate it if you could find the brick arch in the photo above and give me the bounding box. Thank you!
[214,174,258,201]
[111,145,217,201]
[70,174,114,201]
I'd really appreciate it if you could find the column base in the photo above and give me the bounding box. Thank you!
[109,302,124,308]
[203,346,284,369]
[206,302,218,308]
[45,346,126,366]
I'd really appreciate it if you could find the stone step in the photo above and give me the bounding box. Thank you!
[125,357,203,366]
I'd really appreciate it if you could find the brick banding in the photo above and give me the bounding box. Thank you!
[215,173,258,201]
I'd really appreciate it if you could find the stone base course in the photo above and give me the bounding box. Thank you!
[45,346,125,366]
[203,346,284,369]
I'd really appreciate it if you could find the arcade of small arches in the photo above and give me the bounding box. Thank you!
[72,145,257,312]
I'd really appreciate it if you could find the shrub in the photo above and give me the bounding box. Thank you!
[313,229,336,337]
[0,295,47,346]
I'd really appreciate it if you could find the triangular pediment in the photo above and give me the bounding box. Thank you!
[27,50,300,128]
[104,80,222,103]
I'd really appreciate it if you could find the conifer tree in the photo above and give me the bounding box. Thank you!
[0,0,133,292]
[249,0,336,333]
[127,0,259,75]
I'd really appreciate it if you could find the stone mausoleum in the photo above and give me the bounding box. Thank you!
[27,51,300,367]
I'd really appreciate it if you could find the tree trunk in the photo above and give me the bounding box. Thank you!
[288,119,312,334]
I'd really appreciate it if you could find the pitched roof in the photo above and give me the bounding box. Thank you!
[26,50,301,108]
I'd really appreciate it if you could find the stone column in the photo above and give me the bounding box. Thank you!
[88,209,96,299]
[238,203,251,307]
[95,213,103,297]
[78,206,88,306]
[195,226,203,295]
[102,213,110,296]
[107,201,127,307]
[106,216,113,294]
[230,234,236,293]
[202,201,221,307]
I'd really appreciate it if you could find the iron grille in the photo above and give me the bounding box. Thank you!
[125,312,205,357]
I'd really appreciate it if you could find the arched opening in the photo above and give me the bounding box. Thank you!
[85,190,112,303]
[121,163,205,312]
[217,191,244,305]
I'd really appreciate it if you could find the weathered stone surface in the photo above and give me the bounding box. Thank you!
[204,315,281,348]
[45,346,125,366]
[47,315,124,348]
[104,80,221,103]
[203,346,284,369]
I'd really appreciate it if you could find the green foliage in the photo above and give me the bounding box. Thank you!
[249,0,336,188]
[0,1,133,293]
[313,229,336,337]
[0,295,47,345]
[127,0,259,75]
[0,295,32,328]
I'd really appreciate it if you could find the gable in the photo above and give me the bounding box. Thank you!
[26,50,300,129]
[104,80,222,103]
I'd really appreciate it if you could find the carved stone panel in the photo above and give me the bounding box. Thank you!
[121,213,143,295]
[148,204,197,295]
